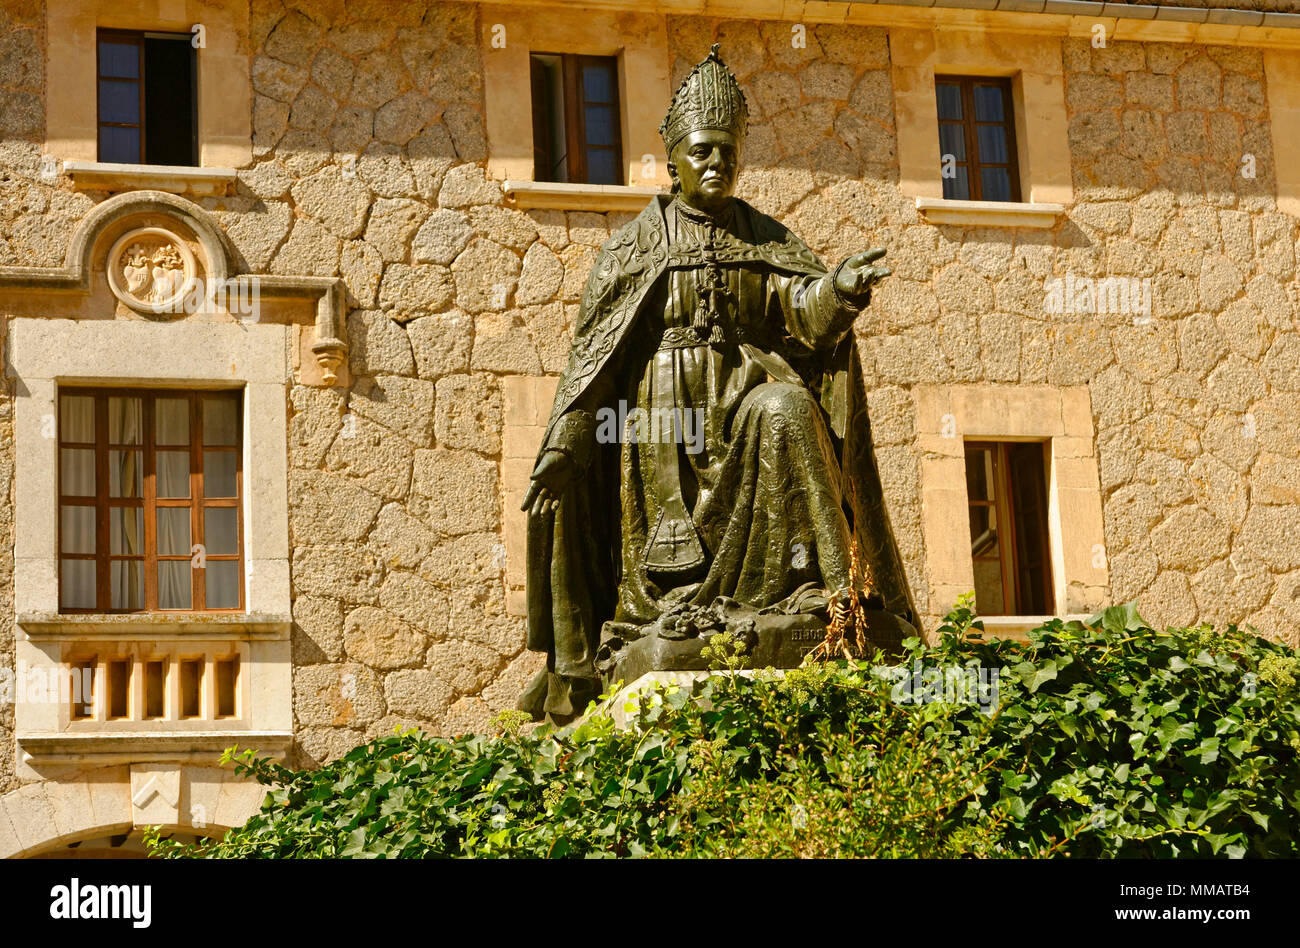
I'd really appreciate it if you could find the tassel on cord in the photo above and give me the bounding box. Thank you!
[686,212,731,345]
[693,295,711,336]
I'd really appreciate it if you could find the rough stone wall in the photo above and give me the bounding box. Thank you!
[233,0,577,766]
[668,19,1300,643]
[1063,39,1300,643]
[3,1,1300,773]
[0,0,47,794]
[0,0,90,268]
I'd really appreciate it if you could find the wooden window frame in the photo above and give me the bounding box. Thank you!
[965,440,1053,616]
[96,28,198,166]
[529,52,623,186]
[57,387,244,614]
[96,29,146,164]
[935,75,1022,203]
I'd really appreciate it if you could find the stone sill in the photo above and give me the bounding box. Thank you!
[916,196,1065,228]
[17,612,292,641]
[17,731,292,762]
[973,614,1094,639]
[503,180,663,212]
[63,161,237,197]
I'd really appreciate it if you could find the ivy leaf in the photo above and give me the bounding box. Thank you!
[340,826,369,857]
[1025,660,1059,693]
[1088,601,1148,635]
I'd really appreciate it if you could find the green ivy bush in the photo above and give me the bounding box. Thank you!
[146,602,1300,858]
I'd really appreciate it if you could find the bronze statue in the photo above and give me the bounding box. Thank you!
[519,45,915,722]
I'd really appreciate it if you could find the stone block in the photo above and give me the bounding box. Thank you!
[344,606,427,670]
[383,669,455,720]
[0,783,55,852]
[434,374,502,454]
[213,777,268,831]
[130,764,182,829]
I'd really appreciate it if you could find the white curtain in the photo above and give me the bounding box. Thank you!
[157,513,191,609]
[205,507,238,608]
[156,399,191,609]
[109,397,143,610]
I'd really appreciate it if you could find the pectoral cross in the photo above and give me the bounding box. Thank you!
[694,224,731,344]
[699,271,730,320]
[664,522,687,562]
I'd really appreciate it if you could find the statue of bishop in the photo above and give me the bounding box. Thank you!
[519,45,914,721]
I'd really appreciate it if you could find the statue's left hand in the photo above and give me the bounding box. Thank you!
[521,449,573,517]
[834,248,891,307]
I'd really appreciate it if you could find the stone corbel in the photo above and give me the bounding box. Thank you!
[232,274,349,386]
[311,283,348,386]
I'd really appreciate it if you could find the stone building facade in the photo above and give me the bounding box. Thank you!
[1,0,1299,855]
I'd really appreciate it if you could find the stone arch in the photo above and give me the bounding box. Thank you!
[0,189,236,295]
[0,764,266,858]
[0,188,349,382]
[63,190,237,292]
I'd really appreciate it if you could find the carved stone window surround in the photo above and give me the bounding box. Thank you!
[44,0,251,171]
[0,192,342,777]
[7,318,294,775]
[912,384,1109,633]
[891,28,1074,223]
[501,375,560,616]
[915,197,1065,228]
[0,191,348,384]
[18,613,291,640]
[503,180,666,212]
[481,3,672,200]
[13,732,293,763]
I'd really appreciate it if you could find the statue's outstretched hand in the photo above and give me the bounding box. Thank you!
[521,449,574,516]
[834,247,891,307]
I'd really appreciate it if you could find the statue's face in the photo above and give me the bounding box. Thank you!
[670,128,741,215]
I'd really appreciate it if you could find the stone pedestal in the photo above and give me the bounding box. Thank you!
[595,596,915,691]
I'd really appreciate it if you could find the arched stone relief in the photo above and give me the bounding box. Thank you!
[0,189,349,386]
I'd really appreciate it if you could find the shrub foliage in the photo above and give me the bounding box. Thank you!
[147,602,1300,858]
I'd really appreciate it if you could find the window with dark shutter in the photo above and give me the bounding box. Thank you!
[530,52,623,185]
[97,29,197,166]
[935,76,1021,202]
[965,440,1053,616]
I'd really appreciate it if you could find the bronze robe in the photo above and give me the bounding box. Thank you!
[526,194,912,717]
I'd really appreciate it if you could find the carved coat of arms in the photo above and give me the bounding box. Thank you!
[107,227,199,315]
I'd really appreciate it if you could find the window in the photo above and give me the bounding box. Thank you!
[97,29,197,166]
[530,53,623,185]
[58,388,243,613]
[935,76,1020,203]
[965,441,1053,616]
